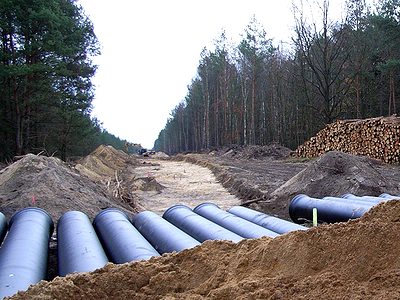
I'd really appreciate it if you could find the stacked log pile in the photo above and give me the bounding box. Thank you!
[294,116,400,164]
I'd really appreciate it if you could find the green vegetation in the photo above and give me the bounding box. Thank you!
[154,0,400,154]
[0,0,126,161]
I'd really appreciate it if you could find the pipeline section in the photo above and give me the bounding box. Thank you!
[341,193,385,205]
[194,203,279,238]
[0,212,7,245]
[0,208,54,299]
[93,209,159,263]
[322,196,377,207]
[379,193,400,199]
[289,194,371,223]
[132,211,200,254]
[163,205,243,243]
[228,206,307,234]
[57,211,109,276]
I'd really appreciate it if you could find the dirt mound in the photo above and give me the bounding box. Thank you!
[11,200,400,299]
[152,152,169,159]
[75,145,143,210]
[0,154,133,222]
[75,145,137,181]
[259,151,400,218]
[131,177,165,192]
[212,144,292,160]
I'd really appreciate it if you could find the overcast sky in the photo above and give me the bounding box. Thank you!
[78,0,348,149]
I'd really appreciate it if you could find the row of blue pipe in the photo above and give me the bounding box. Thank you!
[289,193,400,224]
[0,203,306,299]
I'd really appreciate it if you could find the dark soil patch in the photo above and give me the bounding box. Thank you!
[209,143,292,160]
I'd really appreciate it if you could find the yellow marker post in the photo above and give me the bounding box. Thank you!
[312,208,318,227]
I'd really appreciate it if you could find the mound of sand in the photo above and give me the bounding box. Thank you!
[0,154,133,222]
[273,151,400,198]
[75,145,138,182]
[152,152,169,159]
[10,200,400,299]
[76,145,166,207]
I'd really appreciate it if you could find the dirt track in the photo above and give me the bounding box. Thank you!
[133,159,240,215]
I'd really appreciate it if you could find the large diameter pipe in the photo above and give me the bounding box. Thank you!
[379,193,400,200]
[289,194,370,224]
[0,207,53,299]
[0,212,7,245]
[132,211,200,254]
[341,193,385,205]
[322,196,376,208]
[93,209,159,263]
[57,211,109,276]
[193,203,279,238]
[228,206,307,234]
[163,205,243,243]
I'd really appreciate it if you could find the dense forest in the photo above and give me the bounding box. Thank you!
[0,0,127,162]
[154,0,400,154]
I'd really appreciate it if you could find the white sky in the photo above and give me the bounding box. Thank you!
[78,0,349,149]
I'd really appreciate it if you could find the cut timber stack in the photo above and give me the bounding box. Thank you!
[294,116,400,164]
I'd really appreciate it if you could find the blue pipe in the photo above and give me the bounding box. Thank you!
[0,207,53,299]
[379,193,400,200]
[289,194,370,223]
[341,193,385,205]
[93,209,159,263]
[57,211,108,276]
[228,206,307,234]
[132,211,200,254]
[163,204,243,243]
[322,196,376,207]
[193,203,279,238]
[0,212,7,245]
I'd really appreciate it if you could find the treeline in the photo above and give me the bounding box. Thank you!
[0,0,127,162]
[154,0,400,154]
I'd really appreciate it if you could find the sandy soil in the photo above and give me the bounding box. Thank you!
[133,159,240,215]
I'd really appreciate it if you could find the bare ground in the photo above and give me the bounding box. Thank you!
[132,159,240,215]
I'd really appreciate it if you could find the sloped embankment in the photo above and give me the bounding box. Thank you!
[76,145,166,210]
[11,200,400,299]
[175,153,273,204]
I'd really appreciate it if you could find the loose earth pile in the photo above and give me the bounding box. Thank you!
[0,154,132,221]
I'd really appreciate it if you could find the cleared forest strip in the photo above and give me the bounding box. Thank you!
[294,116,400,164]
[174,154,275,204]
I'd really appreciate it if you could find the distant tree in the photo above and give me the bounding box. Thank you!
[237,16,275,145]
[293,0,351,125]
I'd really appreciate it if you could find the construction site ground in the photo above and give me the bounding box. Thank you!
[1,144,400,299]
